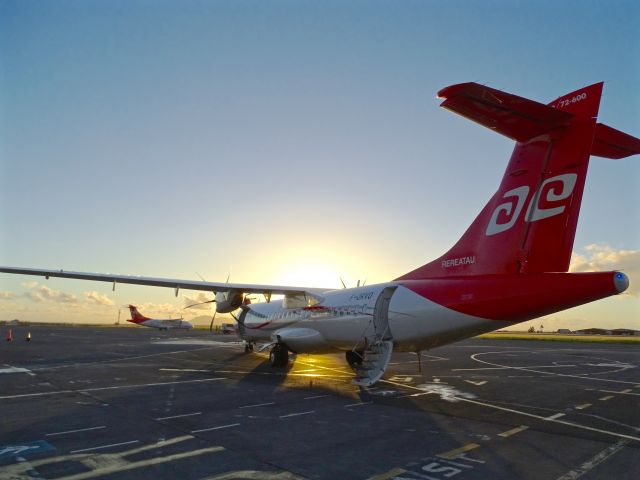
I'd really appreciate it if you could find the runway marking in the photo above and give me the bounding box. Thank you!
[620,388,633,394]
[1,435,226,480]
[0,377,226,400]
[464,380,488,386]
[367,467,407,480]
[344,401,373,408]
[46,426,106,437]
[555,439,629,480]
[155,412,202,421]
[279,411,315,419]
[380,379,640,443]
[304,394,330,400]
[574,404,592,410]
[239,402,275,409]
[599,395,614,401]
[28,346,217,371]
[498,425,529,438]
[0,366,34,375]
[191,423,240,433]
[70,440,139,454]
[546,413,565,421]
[436,443,480,460]
[454,364,576,371]
[470,352,638,385]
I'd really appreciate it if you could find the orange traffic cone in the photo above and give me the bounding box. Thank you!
[6,329,12,342]
[26,331,32,342]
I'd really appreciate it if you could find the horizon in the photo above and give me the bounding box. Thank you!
[1,1,638,331]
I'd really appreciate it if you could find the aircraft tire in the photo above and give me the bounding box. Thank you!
[269,344,288,367]
[345,350,364,368]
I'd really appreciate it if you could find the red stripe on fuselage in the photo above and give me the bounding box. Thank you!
[398,272,620,322]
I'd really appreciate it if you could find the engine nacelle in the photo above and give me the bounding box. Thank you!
[215,290,244,313]
[271,327,333,354]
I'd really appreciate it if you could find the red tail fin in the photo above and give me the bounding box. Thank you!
[398,82,639,280]
[128,305,149,323]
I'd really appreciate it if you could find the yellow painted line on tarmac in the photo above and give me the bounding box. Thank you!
[367,467,407,480]
[599,395,614,401]
[498,425,529,438]
[575,403,592,410]
[437,443,480,460]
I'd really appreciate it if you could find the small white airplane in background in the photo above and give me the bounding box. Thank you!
[127,305,193,331]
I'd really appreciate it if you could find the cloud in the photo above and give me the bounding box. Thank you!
[0,291,16,300]
[570,243,639,296]
[183,292,215,310]
[85,291,115,306]
[23,285,79,304]
[22,281,39,289]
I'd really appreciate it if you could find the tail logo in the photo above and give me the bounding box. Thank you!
[486,173,577,236]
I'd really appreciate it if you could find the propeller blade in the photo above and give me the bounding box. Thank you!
[209,309,217,333]
[184,299,215,310]
[340,277,347,289]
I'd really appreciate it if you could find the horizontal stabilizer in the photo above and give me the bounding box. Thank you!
[438,82,573,142]
[591,123,640,159]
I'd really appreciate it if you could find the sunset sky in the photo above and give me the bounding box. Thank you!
[1,0,638,331]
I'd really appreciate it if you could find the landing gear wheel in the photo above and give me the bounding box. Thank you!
[269,344,289,367]
[345,350,364,368]
[244,342,254,353]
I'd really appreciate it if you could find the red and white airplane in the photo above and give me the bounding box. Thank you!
[127,305,193,331]
[2,82,639,386]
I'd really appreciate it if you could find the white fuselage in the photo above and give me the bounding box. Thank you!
[239,283,507,353]
[137,319,193,330]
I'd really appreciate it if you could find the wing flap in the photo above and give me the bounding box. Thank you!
[438,82,573,142]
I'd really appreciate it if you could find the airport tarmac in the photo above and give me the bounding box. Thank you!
[0,325,638,480]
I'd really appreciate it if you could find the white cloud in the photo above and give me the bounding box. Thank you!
[570,243,639,297]
[85,291,115,306]
[23,285,79,304]
[22,281,39,289]
[0,291,16,300]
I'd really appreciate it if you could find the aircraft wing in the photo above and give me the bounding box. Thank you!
[0,266,331,298]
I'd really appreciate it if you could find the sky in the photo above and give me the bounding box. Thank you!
[1,0,638,331]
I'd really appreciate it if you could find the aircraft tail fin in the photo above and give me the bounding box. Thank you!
[398,82,639,280]
[128,305,149,323]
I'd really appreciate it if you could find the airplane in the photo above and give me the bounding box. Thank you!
[127,305,193,331]
[2,81,639,386]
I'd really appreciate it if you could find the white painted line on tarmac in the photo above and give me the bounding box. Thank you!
[71,440,139,454]
[304,394,330,400]
[0,366,34,375]
[46,425,106,437]
[155,412,202,421]
[381,378,640,443]
[470,352,638,385]
[574,404,591,410]
[159,368,209,373]
[280,410,315,419]
[239,402,275,409]
[191,423,240,433]
[0,377,226,400]
[555,439,629,480]
[599,395,614,401]
[344,401,373,408]
[546,413,566,420]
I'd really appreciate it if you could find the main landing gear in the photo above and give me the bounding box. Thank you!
[269,343,289,367]
[243,341,254,353]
